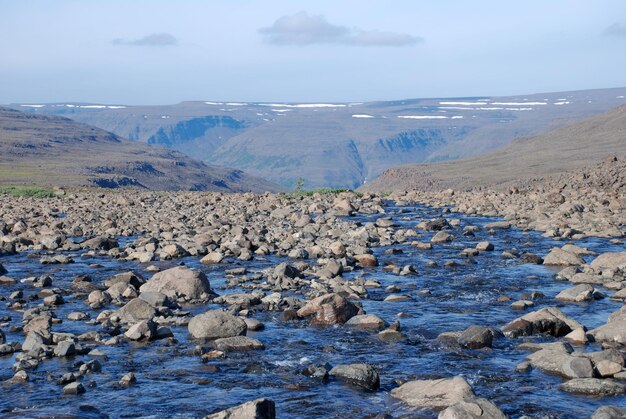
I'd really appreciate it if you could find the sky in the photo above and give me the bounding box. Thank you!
[1,0,626,105]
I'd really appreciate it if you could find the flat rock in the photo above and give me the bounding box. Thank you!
[558,378,626,396]
[213,336,264,351]
[501,307,582,337]
[188,310,247,340]
[391,376,475,409]
[205,398,276,419]
[345,314,388,331]
[140,266,211,300]
[438,398,507,419]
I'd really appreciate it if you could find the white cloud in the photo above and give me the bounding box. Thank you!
[112,33,179,46]
[259,11,422,46]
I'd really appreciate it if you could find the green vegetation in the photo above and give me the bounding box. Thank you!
[0,186,55,198]
[288,187,362,197]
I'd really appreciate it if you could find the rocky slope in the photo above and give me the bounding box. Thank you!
[364,103,626,192]
[11,87,626,189]
[0,107,280,192]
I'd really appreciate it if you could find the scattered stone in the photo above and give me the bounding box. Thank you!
[296,293,360,325]
[63,382,86,395]
[558,378,626,396]
[205,398,276,419]
[188,311,247,340]
[213,336,264,352]
[329,363,380,390]
[139,266,212,300]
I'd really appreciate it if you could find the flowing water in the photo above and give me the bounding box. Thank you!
[0,202,624,418]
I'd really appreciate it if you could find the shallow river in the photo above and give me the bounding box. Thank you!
[0,202,624,418]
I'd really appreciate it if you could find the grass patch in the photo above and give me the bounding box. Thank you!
[0,186,56,198]
[288,188,361,197]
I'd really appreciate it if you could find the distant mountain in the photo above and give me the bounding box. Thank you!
[362,104,626,192]
[10,87,626,189]
[0,106,281,192]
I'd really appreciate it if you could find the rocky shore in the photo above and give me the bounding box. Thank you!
[0,188,624,417]
[389,158,625,240]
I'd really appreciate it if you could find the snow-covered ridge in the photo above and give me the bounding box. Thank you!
[20,104,127,109]
[352,114,374,118]
[491,102,546,106]
[439,101,488,106]
[261,103,347,108]
[398,115,449,119]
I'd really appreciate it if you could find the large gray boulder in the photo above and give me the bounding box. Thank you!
[543,248,585,266]
[391,376,475,409]
[501,307,582,337]
[205,398,275,419]
[117,298,157,324]
[558,378,626,396]
[329,363,380,390]
[188,310,247,340]
[140,266,212,300]
[438,398,507,419]
[297,293,360,325]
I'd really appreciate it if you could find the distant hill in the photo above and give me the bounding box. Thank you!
[10,87,626,189]
[0,106,281,192]
[362,104,626,192]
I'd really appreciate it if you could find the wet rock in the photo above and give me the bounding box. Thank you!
[63,381,85,395]
[213,336,264,351]
[484,221,510,229]
[87,290,111,307]
[188,310,247,340]
[302,364,330,381]
[438,398,507,419]
[564,327,589,344]
[391,376,475,409]
[590,251,626,273]
[457,326,503,349]
[201,251,224,265]
[543,247,585,266]
[159,243,189,259]
[297,293,360,325]
[589,310,626,344]
[501,307,582,337]
[139,291,173,308]
[431,231,454,243]
[67,312,90,321]
[345,314,388,331]
[378,329,405,343]
[22,331,50,353]
[273,262,301,279]
[558,378,626,396]
[555,284,602,302]
[475,241,494,252]
[54,340,76,357]
[329,363,380,390]
[354,254,378,267]
[511,300,534,310]
[420,218,451,231]
[140,266,212,301]
[205,398,276,419]
[591,405,626,419]
[81,236,118,250]
[124,319,156,341]
[595,360,623,377]
[0,263,6,275]
[117,298,157,324]
[244,318,265,331]
[119,372,137,387]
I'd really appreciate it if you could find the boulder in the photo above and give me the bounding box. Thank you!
[329,363,380,390]
[117,298,157,324]
[124,319,156,341]
[201,251,224,265]
[391,376,475,409]
[591,406,626,419]
[457,326,502,349]
[431,231,454,243]
[140,266,212,300]
[543,248,584,266]
[205,398,276,419]
[475,242,494,251]
[558,378,626,396]
[501,307,582,337]
[354,254,378,267]
[438,398,507,419]
[296,293,360,325]
[555,284,599,302]
[188,310,247,340]
[590,251,626,272]
[213,336,264,351]
[63,382,85,395]
[345,314,388,331]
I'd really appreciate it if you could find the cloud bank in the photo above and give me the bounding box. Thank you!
[604,23,626,37]
[259,11,422,46]
[112,33,179,46]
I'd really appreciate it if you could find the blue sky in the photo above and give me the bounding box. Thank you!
[1,0,626,104]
